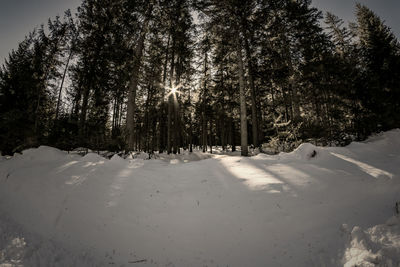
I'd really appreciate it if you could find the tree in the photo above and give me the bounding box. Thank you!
[354,3,400,134]
[2,0,400,155]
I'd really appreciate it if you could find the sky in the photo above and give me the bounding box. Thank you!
[0,0,81,64]
[312,0,400,35]
[1,0,399,64]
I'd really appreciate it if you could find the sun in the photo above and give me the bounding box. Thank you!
[167,84,182,96]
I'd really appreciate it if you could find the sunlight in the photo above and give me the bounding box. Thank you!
[219,158,285,192]
[56,160,79,173]
[166,83,183,97]
[106,162,143,208]
[267,164,314,187]
[330,152,393,179]
[66,175,87,186]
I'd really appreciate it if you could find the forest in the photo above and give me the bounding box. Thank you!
[1,0,400,156]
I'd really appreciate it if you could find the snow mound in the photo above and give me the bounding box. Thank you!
[110,154,126,164]
[279,143,321,161]
[156,151,212,163]
[344,216,400,267]
[133,152,150,160]
[21,146,67,162]
[80,152,104,162]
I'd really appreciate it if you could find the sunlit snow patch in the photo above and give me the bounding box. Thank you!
[331,152,393,179]
[65,175,87,186]
[220,158,288,192]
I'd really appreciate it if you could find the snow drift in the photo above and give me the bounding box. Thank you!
[1,130,400,266]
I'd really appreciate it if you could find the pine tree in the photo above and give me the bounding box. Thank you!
[0,24,66,154]
[354,3,400,134]
[2,0,400,155]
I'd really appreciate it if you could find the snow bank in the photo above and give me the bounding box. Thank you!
[80,152,105,162]
[21,146,68,162]
[279,142,321,161]
[0,130,400,266]
[110,154,126,164]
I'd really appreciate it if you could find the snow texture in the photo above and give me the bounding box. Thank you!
[1,130,400,266]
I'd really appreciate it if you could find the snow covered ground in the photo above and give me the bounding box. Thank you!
[1,130,400,267]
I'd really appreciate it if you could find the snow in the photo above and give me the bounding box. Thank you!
[1,130,400,266]
[343,216,400,267]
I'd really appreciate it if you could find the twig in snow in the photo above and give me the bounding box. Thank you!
[128,259,147,264]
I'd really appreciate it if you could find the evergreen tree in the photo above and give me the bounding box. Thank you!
[2,0,400,155]
[354,3,400,135]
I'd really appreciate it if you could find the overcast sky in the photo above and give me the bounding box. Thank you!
[1,0,399,64]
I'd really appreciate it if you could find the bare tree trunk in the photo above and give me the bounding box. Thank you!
[126,4,153,151]
[167,38,175,154]
[202,111,207,152]
[79,81,90,140]
[219,64,227,151]
[55,48,73,120]
[158,33,170,153]
[201,49,209,153]
[231,118,236,152]
[167,94,173,154]
[72,81,82,118]
[173,102,179,154]
[228,84,236,152]
[209,120,213,154]
[236,35,248,156]
[173,57,182,154]
[220,111,226,151]
[144,84,152,153]
[282,32,300,120]
[112,97,117,134]
[188,88,193,153]
[242,30,258,148]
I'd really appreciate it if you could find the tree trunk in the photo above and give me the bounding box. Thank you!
[202,109,207,152]
[201,48,209,153]
[144,84,152,153]
[220,111,226,151]
[231,118,236,152]
[55,48,73,120]
[242,29,258,148]
[188,88,193,153]
[282,32,300,120]
[126,4,153,151]
[158,33,170,153]
[173,102,179,154]
[209,120,213,154]
[167,38,175,154]
[236,35,248,156]
[173,57,181,155]
[79,81,90,140]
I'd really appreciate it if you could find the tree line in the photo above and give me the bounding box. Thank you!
[1,0,400,156]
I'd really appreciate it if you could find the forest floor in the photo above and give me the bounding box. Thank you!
[1,130,400,267]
